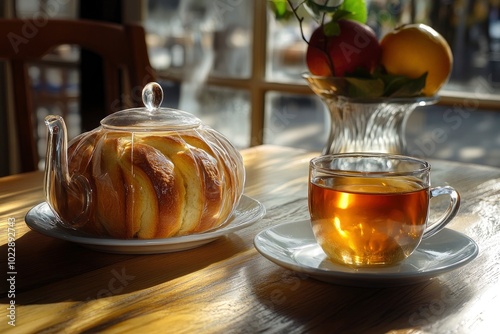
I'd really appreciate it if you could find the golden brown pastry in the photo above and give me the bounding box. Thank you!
[57,129,244,239]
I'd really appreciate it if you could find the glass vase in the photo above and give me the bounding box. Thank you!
[304,75,437,155]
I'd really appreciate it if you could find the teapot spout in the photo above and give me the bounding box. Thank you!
[44,115,91,228]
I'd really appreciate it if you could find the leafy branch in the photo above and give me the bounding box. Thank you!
[285,0,340,75]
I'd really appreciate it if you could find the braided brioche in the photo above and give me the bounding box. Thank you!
[60,129,245,239]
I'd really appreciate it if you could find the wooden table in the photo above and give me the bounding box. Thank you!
[1,145,500,333]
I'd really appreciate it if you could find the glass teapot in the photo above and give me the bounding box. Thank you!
[44,82,245,239]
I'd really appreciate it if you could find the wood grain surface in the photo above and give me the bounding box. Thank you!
[1,145,499,333]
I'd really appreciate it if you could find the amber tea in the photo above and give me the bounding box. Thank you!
[308,154,460,267]
[309,177,429,266]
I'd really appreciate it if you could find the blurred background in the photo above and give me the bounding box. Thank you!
[1,0,500,176]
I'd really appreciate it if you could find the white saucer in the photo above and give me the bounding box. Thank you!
[254,220,478,287]
[26,195,265,254]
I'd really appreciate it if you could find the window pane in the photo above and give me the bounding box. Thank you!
[266,8,310,83]
[145,0,253,78]
[406,105,500,166]
[264,92,327,150]
[160,80,251,149]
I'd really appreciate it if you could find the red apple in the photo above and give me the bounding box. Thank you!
[306,20,381,77]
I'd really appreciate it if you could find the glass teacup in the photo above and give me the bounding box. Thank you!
[308,153,460,267]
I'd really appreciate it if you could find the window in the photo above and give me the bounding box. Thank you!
[4,0,500,172]
[145,0,255,148]
[145,0,500,166]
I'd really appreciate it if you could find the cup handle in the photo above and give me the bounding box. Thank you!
[423,186,461,239]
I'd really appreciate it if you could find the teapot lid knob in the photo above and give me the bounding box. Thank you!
[142,82,163,111]
[101,81,201,130]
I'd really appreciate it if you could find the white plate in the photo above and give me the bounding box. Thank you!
[254,220,479,287]
[26,195,265,254]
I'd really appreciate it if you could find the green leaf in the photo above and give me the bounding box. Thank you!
[330,9,354,23]
[345,77,385,98]
[381,73,427,97]
[338,0,367,23]
[323,20,340,36]
[269,0,293,21]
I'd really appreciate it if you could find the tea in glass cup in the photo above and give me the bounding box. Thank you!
[308,154,460,267]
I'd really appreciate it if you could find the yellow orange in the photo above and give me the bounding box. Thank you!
[380,24,453,96]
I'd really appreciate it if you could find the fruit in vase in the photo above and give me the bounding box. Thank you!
[306,19,381,77]
[380,23,453,96]
[277,0,453,97]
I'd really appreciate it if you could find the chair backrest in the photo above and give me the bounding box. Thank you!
[0,18,156,173]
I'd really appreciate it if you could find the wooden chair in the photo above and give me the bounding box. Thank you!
[0,19,156,173]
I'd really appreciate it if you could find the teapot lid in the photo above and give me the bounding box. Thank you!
[101,82,202,131]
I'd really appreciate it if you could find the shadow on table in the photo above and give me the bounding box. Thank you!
[1,229,247,304]
[249,266,474,333]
